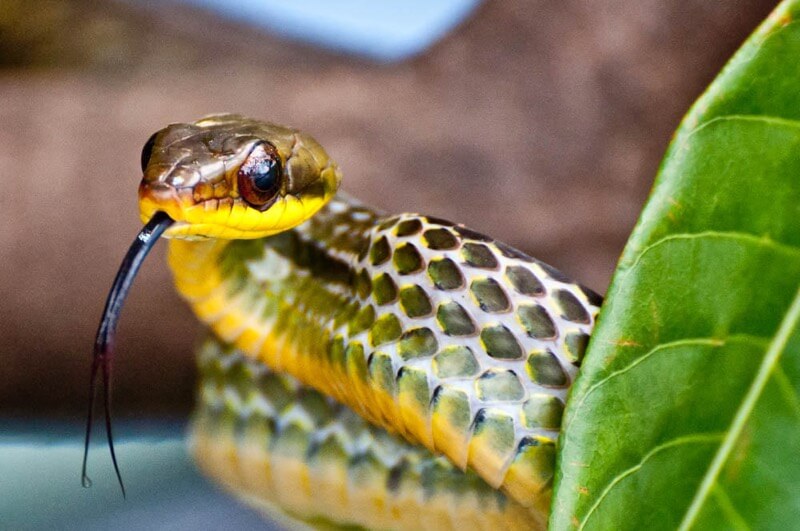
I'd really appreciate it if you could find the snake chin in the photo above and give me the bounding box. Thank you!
[138,191,334,240]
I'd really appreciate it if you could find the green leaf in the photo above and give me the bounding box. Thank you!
[551,2,800,529]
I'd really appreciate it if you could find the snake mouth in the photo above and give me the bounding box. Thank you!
[81,211,175,496]
[139,172,339,240]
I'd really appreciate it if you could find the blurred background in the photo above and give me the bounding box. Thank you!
[0,0,777,527]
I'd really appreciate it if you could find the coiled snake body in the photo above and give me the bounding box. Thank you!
[88,114,602,530]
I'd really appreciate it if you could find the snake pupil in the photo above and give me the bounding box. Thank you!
[252,158,279,192]
[238,141,282,210]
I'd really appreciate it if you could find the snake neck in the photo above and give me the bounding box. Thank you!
[167,192,601,511]
[168,193,387,406]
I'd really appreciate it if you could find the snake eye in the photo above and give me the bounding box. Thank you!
[140,132,158,172]
[237,141,282,210]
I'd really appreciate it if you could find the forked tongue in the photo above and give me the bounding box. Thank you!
[81,211,174,497]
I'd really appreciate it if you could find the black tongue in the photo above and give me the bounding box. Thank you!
[82,211,174,497]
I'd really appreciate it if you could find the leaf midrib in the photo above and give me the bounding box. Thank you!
[677,286,800,530]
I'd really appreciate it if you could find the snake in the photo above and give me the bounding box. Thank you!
[83,114,602,530]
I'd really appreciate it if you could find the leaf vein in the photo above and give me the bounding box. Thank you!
[773,364,800,420]
[711,485,751,531]
[578,433,725,530]
[563,335,768,436]
[677,286,800,530]
[685,114,800,140]
[623,230,800,274]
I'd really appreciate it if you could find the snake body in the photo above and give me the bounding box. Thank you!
[131,115,601,529]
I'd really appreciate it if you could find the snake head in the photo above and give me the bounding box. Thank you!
[84,115,341,495]
[138,113,341,239]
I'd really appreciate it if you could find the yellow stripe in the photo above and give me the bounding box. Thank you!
[191,343,543,530]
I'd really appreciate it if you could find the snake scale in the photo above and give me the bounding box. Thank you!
[85,114,602,530]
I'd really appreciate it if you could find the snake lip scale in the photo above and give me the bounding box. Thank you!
[84,114,602,529]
